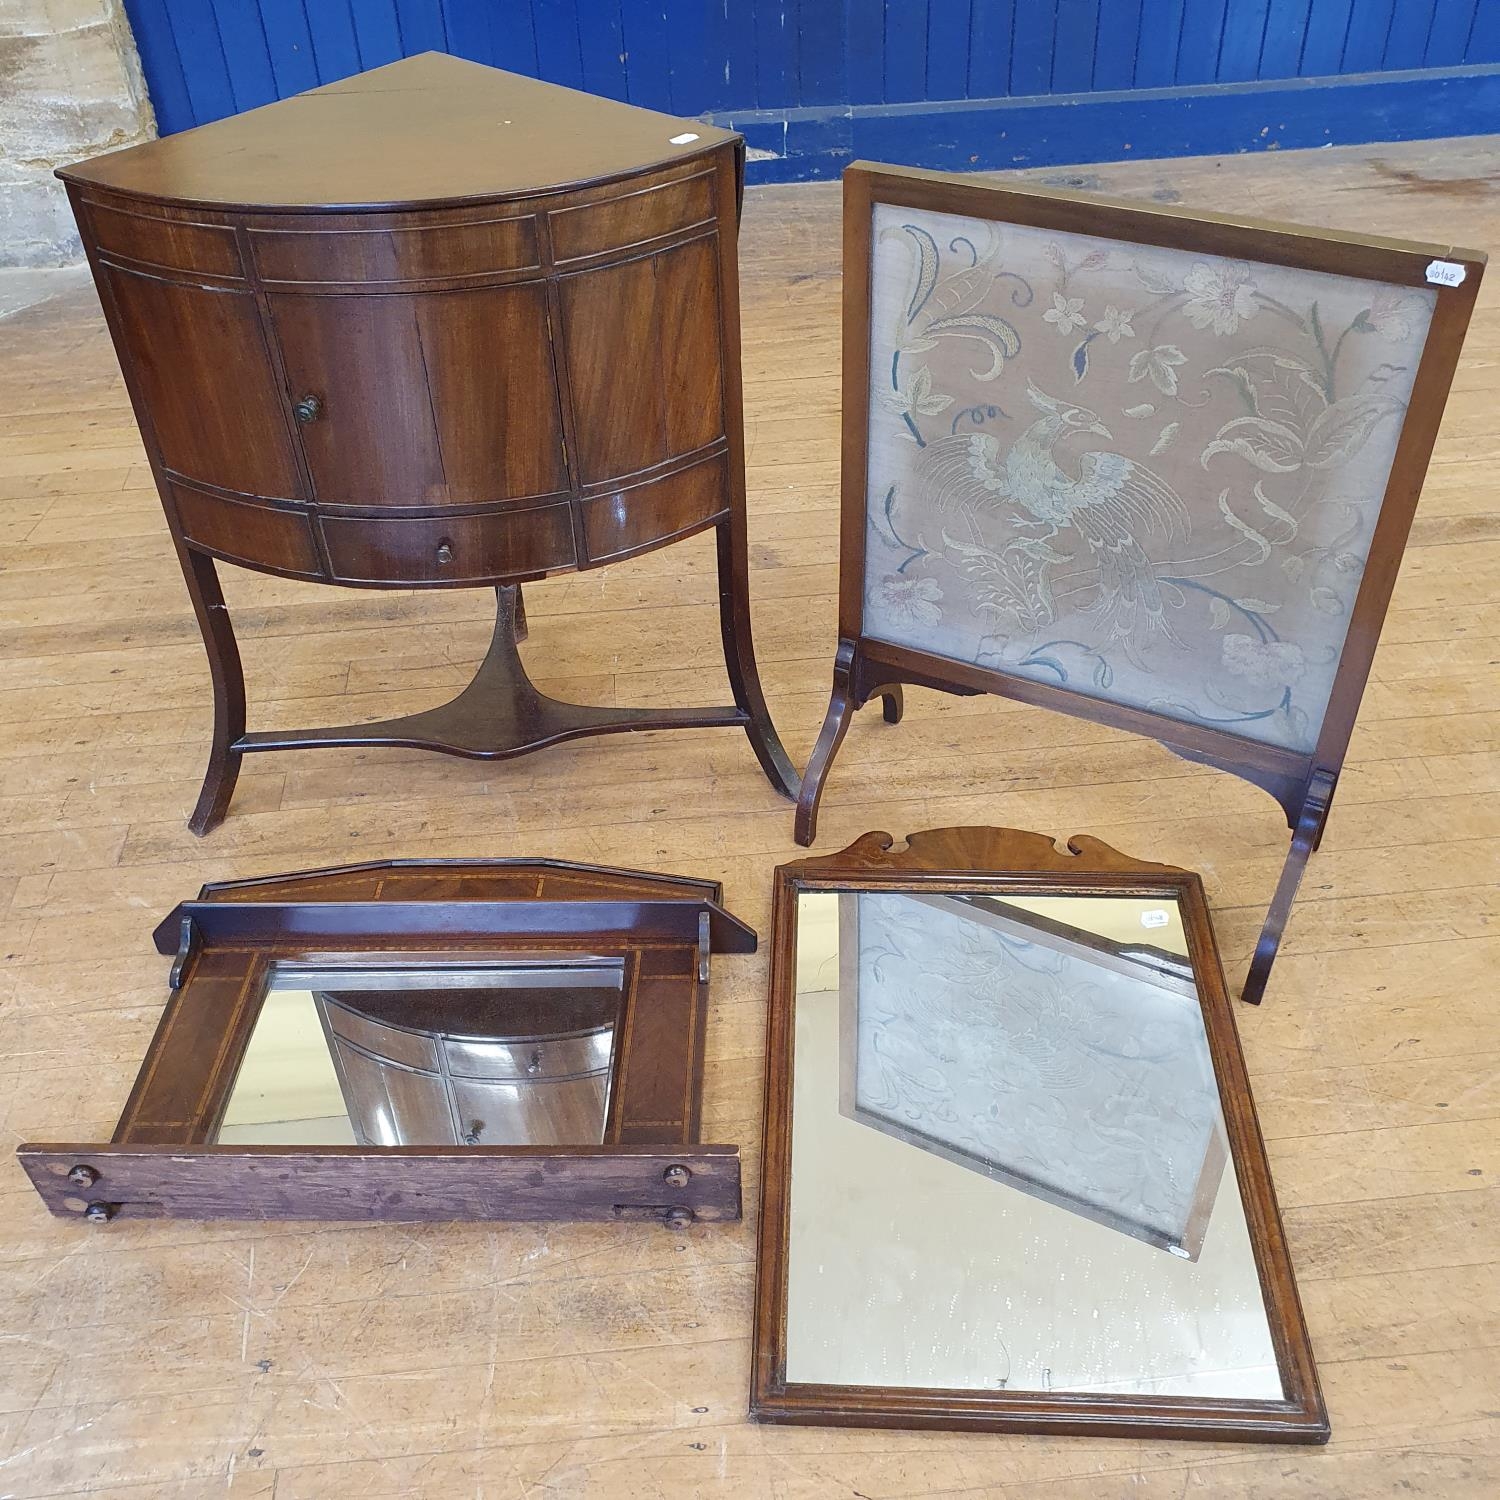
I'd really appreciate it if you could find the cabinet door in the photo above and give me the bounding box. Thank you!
[559,235,725,483]
[106,265,302,500]
[269,285,567,507]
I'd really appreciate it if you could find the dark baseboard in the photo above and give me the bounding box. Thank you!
[709,65,1500,185]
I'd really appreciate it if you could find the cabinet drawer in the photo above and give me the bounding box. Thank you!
[169,485,323,578]
[549,170,715,262]
[580,456,727,565]
[444,1027,614,1083]
[323,1001,439,1073]
[87,200,242,280]
[321,504,576,584]
[250,216,539,287]
[450,1074,610,1147]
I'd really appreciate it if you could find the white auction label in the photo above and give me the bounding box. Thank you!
[1141,909,1170,929]
[1426,259,1467,287]
[669,132,700,145]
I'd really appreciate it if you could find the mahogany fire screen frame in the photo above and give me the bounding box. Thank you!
[18,858,755,1228]
[794,162,1484,1003]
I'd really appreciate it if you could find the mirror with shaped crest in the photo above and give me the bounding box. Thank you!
[752,828,1328,1442]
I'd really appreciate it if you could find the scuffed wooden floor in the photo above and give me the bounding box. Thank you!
[2,136,1497,1497]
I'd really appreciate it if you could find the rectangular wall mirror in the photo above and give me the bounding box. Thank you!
[19,859,756,1228]
[752,827,1328,1442]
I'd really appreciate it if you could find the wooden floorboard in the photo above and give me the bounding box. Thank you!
[1,136,1497,1497]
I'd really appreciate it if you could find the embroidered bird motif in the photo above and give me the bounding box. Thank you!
[920,382,1190,660]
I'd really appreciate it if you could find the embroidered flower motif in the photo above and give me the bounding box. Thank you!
[1363,287,1429,342]
[870,574,944,627]
[1043,293,1087,336]
[1093,305,1136,343]
[1183,261,1259,336]
[878,363,954,420]
[1221,633,1307,689]
[1127,343,1188,396]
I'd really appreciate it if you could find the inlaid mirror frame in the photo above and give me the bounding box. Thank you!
[793,162,1485,1005]
[751,827,1329,1443]
[19,858,756,1229]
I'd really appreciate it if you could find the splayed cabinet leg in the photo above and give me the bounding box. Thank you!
[181,549,246,837]
[715,517,799,801]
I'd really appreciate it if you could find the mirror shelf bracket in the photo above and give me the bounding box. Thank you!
[167,913,200,991]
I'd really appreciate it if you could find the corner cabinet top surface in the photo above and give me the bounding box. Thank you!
[58,52,739,211]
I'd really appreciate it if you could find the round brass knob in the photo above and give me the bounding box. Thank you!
[662,1164,691,1188]
[67,1164,98,1188]
[83,1202,113,1224]
[293,393,322,423]
[662,1207,694,1232]
[436,540,454,565]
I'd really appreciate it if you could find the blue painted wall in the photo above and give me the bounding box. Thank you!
[124,2,1500,181]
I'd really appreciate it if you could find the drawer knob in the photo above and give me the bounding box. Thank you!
[293,393,322,424]
[435,539,454,565]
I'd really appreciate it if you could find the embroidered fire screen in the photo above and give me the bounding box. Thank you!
[863,203,1434,755]
[795,164,1483,1006]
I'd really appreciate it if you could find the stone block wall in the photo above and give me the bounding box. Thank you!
[1,0,156,267]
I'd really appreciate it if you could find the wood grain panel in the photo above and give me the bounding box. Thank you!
[104,264,301,499]
[113,948,265,1145]
[558,253,665,480]
[267,292,447,505]
[579,455,727,563]
[321,502,576,583]
[549,171,715,261]
[559,236,726,483]
[168,483,323,578]
[270,285,567,506]
[612,946,701,1144]
[86,200,242,278]
[249,215,541,285]
[412,285,568,501]
[658,236,726,455]
[18,1143,741,1222]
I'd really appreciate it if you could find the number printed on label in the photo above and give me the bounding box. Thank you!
[1141,909,1170,930]
[1426,259,1467,287]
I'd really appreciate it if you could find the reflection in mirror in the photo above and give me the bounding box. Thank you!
[215,959,625,1148]
[787,889,1282,1400]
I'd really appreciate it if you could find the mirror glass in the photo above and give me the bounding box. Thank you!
[786,888,1283,1400]
[214,958,626,1148]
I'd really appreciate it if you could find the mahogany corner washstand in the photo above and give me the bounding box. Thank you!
[59,52,797,833]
